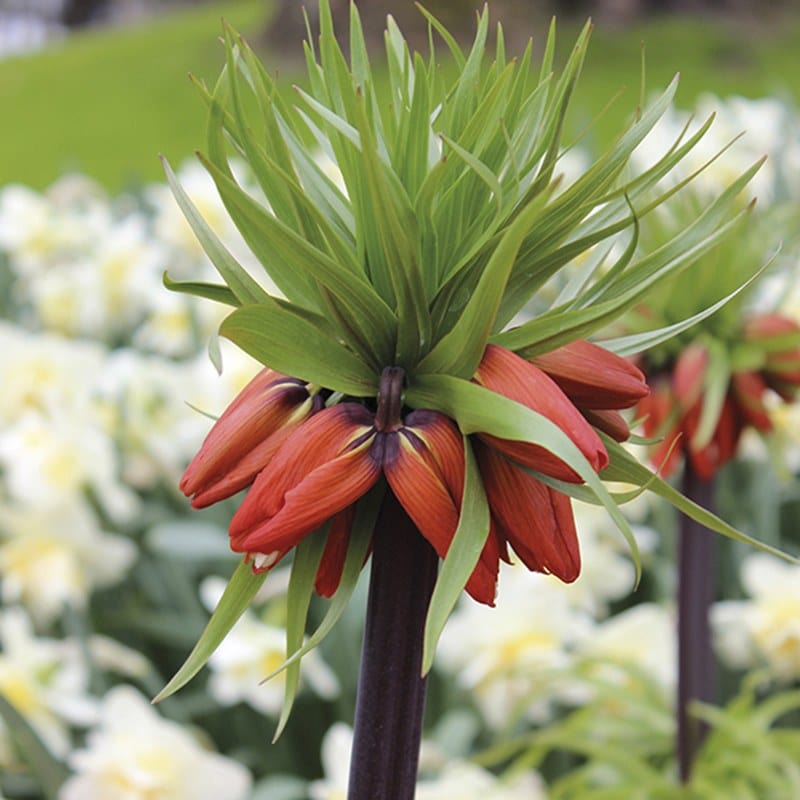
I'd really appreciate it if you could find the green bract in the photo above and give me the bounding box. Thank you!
[159,1,791,727]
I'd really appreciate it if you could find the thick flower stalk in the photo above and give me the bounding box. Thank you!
[155,3,790,795]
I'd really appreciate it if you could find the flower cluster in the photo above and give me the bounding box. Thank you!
[182,342,648,605]
[638,314,800,478]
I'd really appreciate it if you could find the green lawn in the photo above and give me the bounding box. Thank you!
[0,1,268,190]
[1,3,798,191]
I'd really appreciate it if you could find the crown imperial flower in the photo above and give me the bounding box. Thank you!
[159,3,783,749]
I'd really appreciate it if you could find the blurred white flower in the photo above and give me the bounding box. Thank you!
[0,500,136,624]
[554,501,637,617]
[199,577,339,716]
[95,343,261,490]
[308,722,352,800]
[26,214,167,340]
[308,723,548,800]
[0,323,107,427]
[573,603,676,695]
[437,563,593,728]
[0,177,110,278]
[59,685,252,800]
[132,289,226,359]
[0,607,97,760]
[712,553,800,680]
[417,761,548,800]
[0,408,138,522]
[631,94,800,204]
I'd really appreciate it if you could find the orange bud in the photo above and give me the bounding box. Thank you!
[180,368,318,508]
[672,342,708,413]
[745,313,800,387]
[731,371,772,432]
[531,339,649,409]
[685,395,740,480]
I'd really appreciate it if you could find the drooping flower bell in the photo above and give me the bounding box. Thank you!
[180,368,322,508]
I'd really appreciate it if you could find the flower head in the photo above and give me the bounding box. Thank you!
[637,314,800,479]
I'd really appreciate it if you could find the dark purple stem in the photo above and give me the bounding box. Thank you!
[677,462,718,783]
[348,491,438,799]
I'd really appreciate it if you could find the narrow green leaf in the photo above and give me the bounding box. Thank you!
[417,194,548,378]
[262,483,384,681]
[496,199,753,358]
[163,273,239,307]
[274,526,328,741]
[220,304,378,396]
[599,256,771,357]
[293,86,362,149]
[693,338,731,450]
[199,153,397,367]
[416,3,466,71]
[422,437,490,674]
[352,89,430,366]
[406,375,641,583]
[161,156,273,306]
[602,437,799,563]
[153,557,266,702]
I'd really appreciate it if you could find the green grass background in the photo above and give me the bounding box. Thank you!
[1,1,798,191]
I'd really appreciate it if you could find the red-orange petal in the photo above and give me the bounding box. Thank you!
[635,377,682,478]
[745,314,800,384]
[229,404,381,554]
[731,371,773,432]
[385,415,498,605]
[181,368,313,506]
[673,342,708,413]
[474,344,608,481]
[530,339,649,410]
[685,395,741,480]
[580,408,631,442]
[477,443,580,582]
[314,506,356,598]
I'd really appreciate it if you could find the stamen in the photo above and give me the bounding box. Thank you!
[251,551,281,571]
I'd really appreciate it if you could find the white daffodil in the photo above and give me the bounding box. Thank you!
[551,501,639,618]
[0,408,138,523]
[59,685,252,800]
[417,761,548,800]
[0,500,136,624]
[573,602,676,695]
[0,178,110,278]
[712,553,800,680]
[0,323,107,427]
[308,723,549,800]
[437,563,593,728]
[0,607,97,761]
